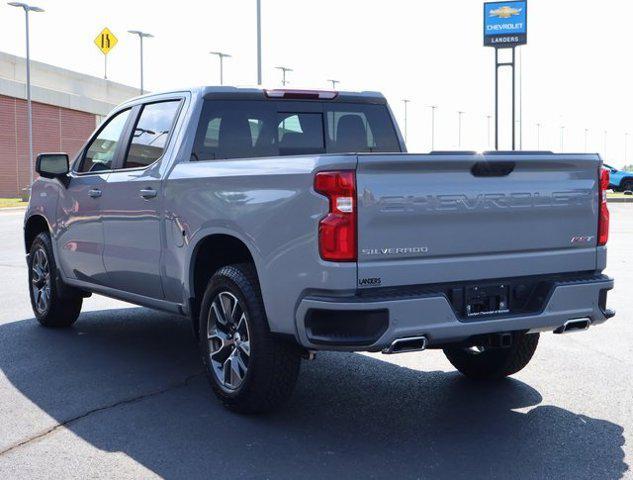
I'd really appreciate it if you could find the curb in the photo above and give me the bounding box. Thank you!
[0,206,27,212]
[608,197,633,203]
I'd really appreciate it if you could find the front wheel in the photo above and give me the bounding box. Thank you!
[198,264,301,413]
[28,232,83,328]
[443,332,539,380]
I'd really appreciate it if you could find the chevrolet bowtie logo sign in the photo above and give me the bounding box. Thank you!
[484,1,527,47]
[489,6,523,19]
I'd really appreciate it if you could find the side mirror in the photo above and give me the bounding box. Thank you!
[36,153,69,179]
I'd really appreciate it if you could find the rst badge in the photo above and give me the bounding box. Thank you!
[571,235,595,245]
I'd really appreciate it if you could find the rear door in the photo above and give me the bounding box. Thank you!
[356,153,601,288]
[100,98,183,299]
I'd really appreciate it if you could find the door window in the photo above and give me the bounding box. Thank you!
[124,100,181,169]
[79,109,131,173]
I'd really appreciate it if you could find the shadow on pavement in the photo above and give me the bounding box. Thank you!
[0,307,628,479]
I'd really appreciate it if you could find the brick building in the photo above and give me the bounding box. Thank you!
[0,51,138,197]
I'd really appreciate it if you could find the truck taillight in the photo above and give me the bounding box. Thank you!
[598,168,610,246]
[314,171,357,262]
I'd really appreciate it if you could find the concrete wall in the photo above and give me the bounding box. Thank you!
[0,51,139,197]
[0,51,139,117]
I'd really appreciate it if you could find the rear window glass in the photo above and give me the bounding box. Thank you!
[278,113,324,156]
[192,100,400,161]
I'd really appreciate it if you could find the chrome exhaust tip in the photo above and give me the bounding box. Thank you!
[382,336,428,355]
[554,317,592,335]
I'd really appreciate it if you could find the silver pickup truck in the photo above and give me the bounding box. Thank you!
[25,87,614,413]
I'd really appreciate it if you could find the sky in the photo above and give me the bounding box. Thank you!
[1,0,632,167]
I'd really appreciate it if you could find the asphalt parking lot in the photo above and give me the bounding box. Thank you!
[0,206,631,480]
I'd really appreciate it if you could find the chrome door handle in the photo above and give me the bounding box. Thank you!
[88,188,102,198]
[140,188,157,199]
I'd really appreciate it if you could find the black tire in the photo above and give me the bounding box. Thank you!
[198,263,301,414]
[28,232,83,328]
[443,332,539,380]
[621,179,633,192]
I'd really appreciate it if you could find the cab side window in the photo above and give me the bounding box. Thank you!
[79,109,131,173]
[124,100,181,169]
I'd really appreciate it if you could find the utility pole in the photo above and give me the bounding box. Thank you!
[402,99,410,143]
[275,66,292,86]
[8,2,44,195]
[486,115,492,149]
[427,106,437,151]
[128,30,153,94]
[327,79,339,89]
[457,111,465,149]
[256,0,262,85]
[209,51,231,85]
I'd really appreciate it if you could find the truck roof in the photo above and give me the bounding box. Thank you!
[125,86,388,105]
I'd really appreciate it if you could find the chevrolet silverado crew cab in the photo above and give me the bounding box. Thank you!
[25,87,614,413]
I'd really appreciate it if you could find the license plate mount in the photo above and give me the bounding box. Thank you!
[464,283,510,317]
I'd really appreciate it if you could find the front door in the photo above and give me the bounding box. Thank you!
[100,99,182,299]
[56,108,132,285]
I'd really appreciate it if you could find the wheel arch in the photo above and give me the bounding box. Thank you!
[187,233,264,338]
[621,176,633,188]
[24,214,51,253]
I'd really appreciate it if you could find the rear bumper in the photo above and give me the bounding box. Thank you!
[295,274,614,351]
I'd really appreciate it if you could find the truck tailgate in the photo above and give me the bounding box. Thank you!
[356,153,601,288]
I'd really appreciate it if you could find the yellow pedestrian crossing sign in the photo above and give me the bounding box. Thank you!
[94,28,118,55]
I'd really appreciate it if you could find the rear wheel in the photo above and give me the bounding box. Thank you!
[28,232,83,328]
[198,264,301,413]
[443,332,539,380]
[621,179,633,192]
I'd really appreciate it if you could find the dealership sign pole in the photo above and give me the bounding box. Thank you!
[484,1,527,150]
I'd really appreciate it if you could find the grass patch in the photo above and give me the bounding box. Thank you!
[0,198,28,209]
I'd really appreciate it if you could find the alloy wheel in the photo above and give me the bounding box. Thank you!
[207,291,251,391]
[31,248,51,314]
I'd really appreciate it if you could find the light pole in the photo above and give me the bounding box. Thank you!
[427,105,437,151]
[604,130,608,160]
[457,111,465,149]
[626,133,630,164]
[8,2,44,194]
[402,99,410,143]
[127,30,153,94]
[327,79,339,89]
[275,66,292,86]
[518,48,523,151]
[560,125,565,152]
[536,123,542,150]
[256,0,262,85]
[210,51,231,85]
[486,115,492,149]
[584,128,589,152]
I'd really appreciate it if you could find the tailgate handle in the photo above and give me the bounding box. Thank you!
[471,161,515,177]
